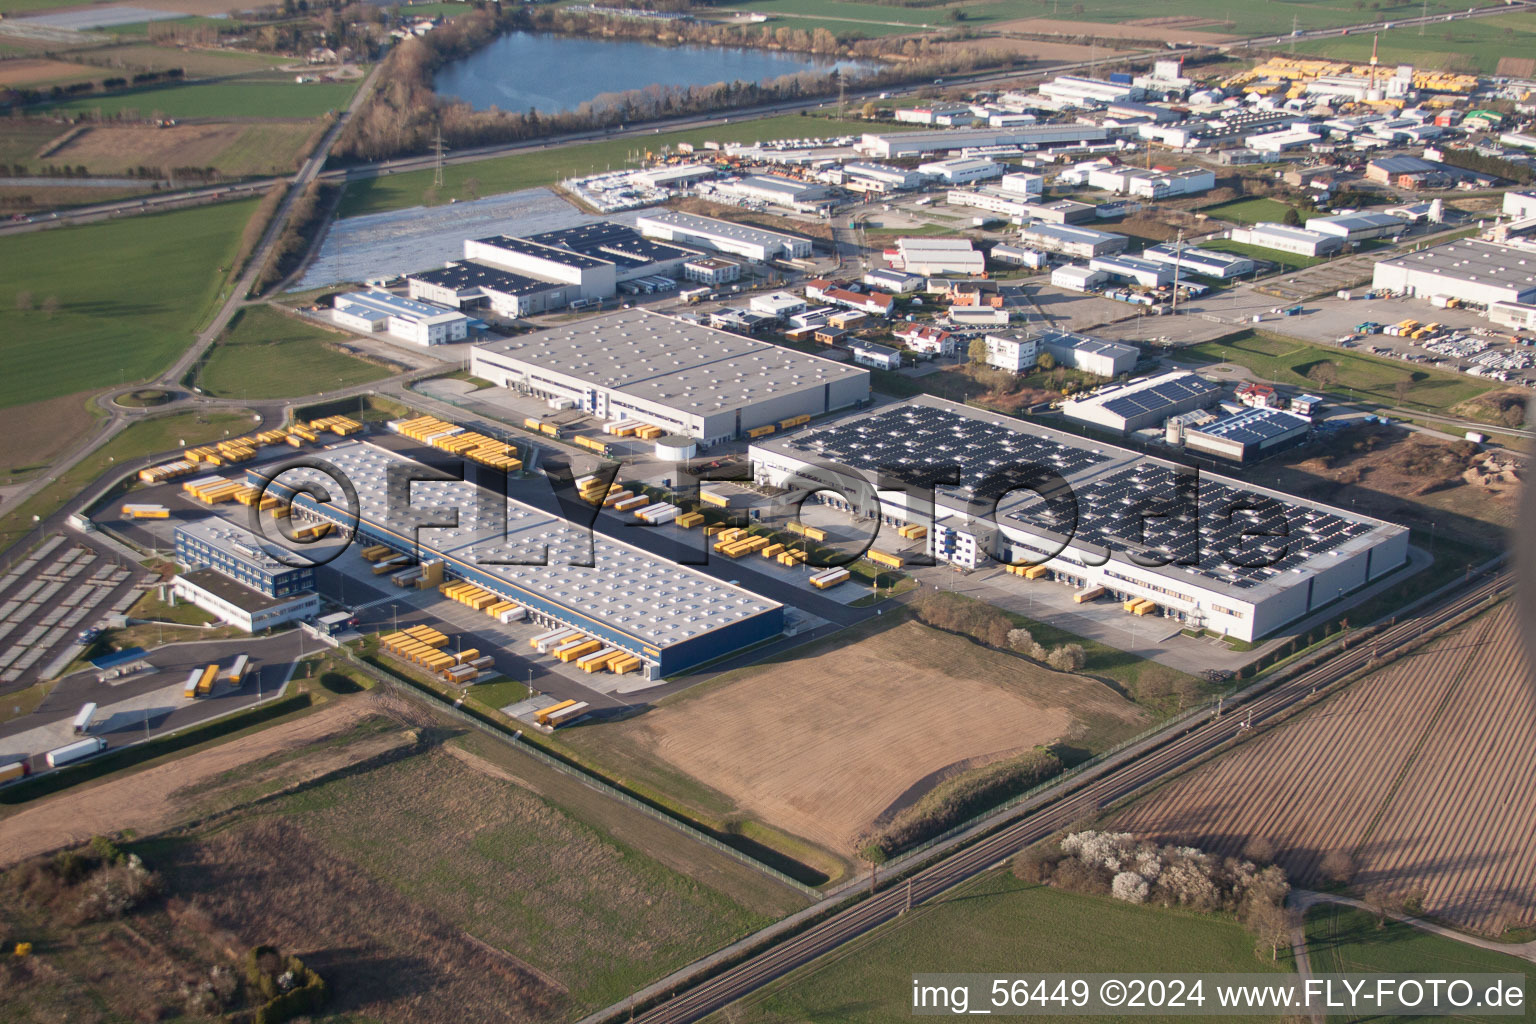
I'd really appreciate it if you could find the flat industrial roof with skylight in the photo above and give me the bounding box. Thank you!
[470,309,869,444]
[259,440,783,676]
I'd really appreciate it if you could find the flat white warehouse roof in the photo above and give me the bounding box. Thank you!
[471,308,866,416]
[636,210,810,253]
[271,440,781,650]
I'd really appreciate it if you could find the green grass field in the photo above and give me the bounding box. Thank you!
[193,305,391,399]
[1291,10,1536,73]
[718,0,1497,37]
[732,875,1287,1022]
[336,113,918,218]
[1201,238,1326,274]
[1305,905,1534,1023]
[1181,330,1492,412]
[0,406,258,550]
[0,197,256,408]
[206,734,799,1012]
[34,80,357,120]
[1198,196,1299,226]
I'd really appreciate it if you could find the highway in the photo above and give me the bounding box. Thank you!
[609,567,1513,1024]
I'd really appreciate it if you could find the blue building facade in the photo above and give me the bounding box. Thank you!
[174,523,315,598]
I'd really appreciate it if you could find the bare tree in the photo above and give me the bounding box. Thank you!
[1393,378,1412,406]
[1007,627,1034,653]
[15,291,33,312]
[1246,899,1293,962]
[1242,836,1277,866]
[40,295,59,317]
[1320,849,1356,885]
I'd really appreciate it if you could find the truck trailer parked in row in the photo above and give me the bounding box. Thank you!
[45,737,107,768]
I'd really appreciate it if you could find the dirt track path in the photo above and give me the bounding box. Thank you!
[0,699,379,867]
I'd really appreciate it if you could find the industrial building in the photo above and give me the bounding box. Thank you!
[843,162,926,192]
[332,290,470,346]
[803,280,896,317]
[1141,243,1256,280]
[172,569,320,634]
[407,223,700,320]
[1371,239,1536,307]
[748,395,1408,642]
[407,263,572,320]
[1228,223,1344,259]
[1038,75,1142,106]
[1088,254,1174,289]
[682,257,741,286]
[262,441,784,677]
[890,238,985,276]
[977,332,1038,373]
[945,186,1042,220]
[1504,191,1536,220]
[1085,166,1214,198]
[1489,301,1536,332]
[636,210,813,262]
[1015,199,1097,225]
[1060,371,1221,434]
[749,291,807,319]
[713,174,830,210]
[1245,127,1321,153]
[175,519,315,598]
[1051,264,1109,292]
[1183,407,1312,462]
[1037,328,1138,377]
[1019,223,1128,259]
[1305,211,1406,242]
[850,341,902,370]
[864,267,925,293]
[856,125,1112,159]
[918,157,1004,184]
[1000,172,1044,197]
[468,309,868,444]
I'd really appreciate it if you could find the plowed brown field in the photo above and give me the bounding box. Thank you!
[1115,602,1536,936]
[624,619,1149,855]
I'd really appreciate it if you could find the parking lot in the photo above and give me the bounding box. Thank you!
[0,534,153,692]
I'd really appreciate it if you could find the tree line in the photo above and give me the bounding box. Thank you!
[332,5,1022,162]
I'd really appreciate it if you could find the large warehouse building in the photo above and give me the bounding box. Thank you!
[856,125,1112,158]
[1062,371,1222,434]
[1371,239,1536,307]
[408,223,698,318]
[635,210,813,262]
[259,441,783,678]
[469,309,869,444]
[749,395,1408,642]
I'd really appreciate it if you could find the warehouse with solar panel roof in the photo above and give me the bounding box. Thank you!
[750,395,1408,642]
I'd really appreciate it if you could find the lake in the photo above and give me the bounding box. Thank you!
[434,31,861,114]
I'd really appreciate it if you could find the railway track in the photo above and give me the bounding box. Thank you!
[625,569,1514,1024]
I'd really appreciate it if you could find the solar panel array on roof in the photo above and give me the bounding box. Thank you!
[789,403,1108,495]
[1101,375,1221,420]
[1006,463,1373,588]
[1193,408,1309,446]
[527,222,696,269]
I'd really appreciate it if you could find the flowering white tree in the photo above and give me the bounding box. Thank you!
[1112,871,1150,903]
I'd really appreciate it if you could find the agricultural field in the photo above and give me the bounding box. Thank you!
[336,114,924,218]
[0,57,104,88]
[0,182,156,215]
[1305,905,1536,1023]
[1196,196,1299,226]
[0,196,256,407]
[156,731,800,1017]
[1291,9,1536,74]
[193,305,393,399]
[2,693,805,1021]
[45,120,318,177]
[0,406,258,550]
[728,873,1288,1023]
[33,79,358,119]
[1179,329,1493,412]
[74,41,296,75]
[556,617,1150,866]
[0,118,71,172]
[1113,601,1536,938]
[0,390,101,480]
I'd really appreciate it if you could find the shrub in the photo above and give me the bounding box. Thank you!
[1046,643,1087,672]
[868,747,1062,856]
